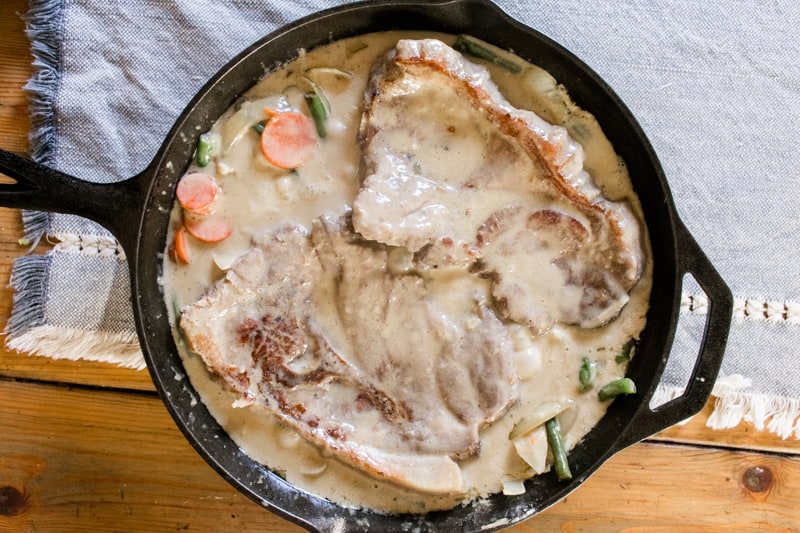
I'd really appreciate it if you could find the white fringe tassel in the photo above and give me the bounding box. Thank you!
[654,375,800,439]
[5,325,145,370]
[710,390,800,439]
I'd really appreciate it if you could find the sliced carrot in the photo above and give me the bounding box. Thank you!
[176,172,219,214]
[260,111,317,169]
[184,212,233,243]
[169,225,191,264]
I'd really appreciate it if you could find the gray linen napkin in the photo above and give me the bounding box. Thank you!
[8,0,800,438]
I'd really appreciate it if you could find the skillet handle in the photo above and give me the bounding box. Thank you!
[617,220,733,449]
[0,149,148,252]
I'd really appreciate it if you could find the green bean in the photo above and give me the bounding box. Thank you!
[304,91,328,139]
[615,339,636,364]
[453,35,521,74]
[251,120,266,136]
[598,377,637,401]
[195,132,216,167]
[545,417,572,481]
[578,356,597,392]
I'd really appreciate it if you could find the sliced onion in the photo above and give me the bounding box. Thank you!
[513,426,548,474]
[300,459,328,478]
[220,96,288,153]
[523,65,560,100]
[501,478,527,496]
[213,251,239,271]
[277,427,301,449]
[304,67,353,79]
[556,401,579,434]
[508,325,542,380]
[508,399,573,440]
[281,84,306,112]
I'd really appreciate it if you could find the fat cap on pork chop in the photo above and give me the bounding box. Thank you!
[180,214,517,495]
[353,38,643,333]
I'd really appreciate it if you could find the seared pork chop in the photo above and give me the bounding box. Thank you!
[353,39,643,332]
[180,215,517,494]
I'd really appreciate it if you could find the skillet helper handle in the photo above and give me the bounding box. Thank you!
[618,220,733,449]
[0,149,147,251]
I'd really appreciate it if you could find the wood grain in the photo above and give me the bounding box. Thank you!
[655,400,800,456]
[1,380,798,532]
[0,380,305,532]
[0,0,31,154]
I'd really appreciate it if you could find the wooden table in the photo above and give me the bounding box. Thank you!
[0,1,798,530]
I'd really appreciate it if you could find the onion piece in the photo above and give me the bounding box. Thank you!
[501,478,526,496]
[523,65,561,101]
[281,85,306,112]
[213,251,239,271]
[300,459,328,478]
[513,426,548,474]
[508,399,573,440]
[220,96,288,152]
[556,401,579,434]
[304,66,353,79]
[278,427,301,449]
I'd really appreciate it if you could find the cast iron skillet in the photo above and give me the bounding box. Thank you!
[0,0,732,530]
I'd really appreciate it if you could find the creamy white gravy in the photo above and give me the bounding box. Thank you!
[162,31,652,514]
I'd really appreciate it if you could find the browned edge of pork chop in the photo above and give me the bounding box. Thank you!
[180,215,518,495]
[353,39,643,333]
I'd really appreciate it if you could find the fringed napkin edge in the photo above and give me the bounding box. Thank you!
[4,253,145,370]
[652,375,800,440]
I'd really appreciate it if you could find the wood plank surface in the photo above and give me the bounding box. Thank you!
[655,400,800,456]
[0,0,31,155]
[0,380,304,533]
[2,380,799,532]
[0,0,799,531]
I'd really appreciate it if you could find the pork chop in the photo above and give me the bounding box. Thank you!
[353,38,643,332]
[179,214,517,494]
